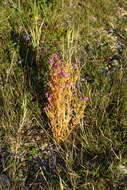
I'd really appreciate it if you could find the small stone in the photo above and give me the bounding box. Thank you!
[108,28,116,35]
[117,43,125,54]
[22,32,31,42]
[0,174,11,189]
[112,59,119,66]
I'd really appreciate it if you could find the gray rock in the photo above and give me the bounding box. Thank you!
[108,28,116,35]
[0,174,11,189]
[112,59,119,66]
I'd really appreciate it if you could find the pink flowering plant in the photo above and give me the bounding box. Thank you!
[44,54,89,143]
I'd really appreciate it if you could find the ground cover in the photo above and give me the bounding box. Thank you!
[0,0,127,189]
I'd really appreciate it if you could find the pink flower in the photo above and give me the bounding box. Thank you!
[59,69,69,78]
[66,83,71,88]
[63,71,69,78]
[43,106,48,111]
[54,53,59,59]
[57,71,62,77]
[49,58,54,64]
[48,94,53,101]
[65,81,71,88]
[52,63,59,68]
[45,92,49,97]
[55,84,62,88]
[80,97,90,101]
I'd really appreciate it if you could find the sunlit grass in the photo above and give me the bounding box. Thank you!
[0,0,127,189]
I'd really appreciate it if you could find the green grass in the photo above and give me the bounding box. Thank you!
[0,0,127,189]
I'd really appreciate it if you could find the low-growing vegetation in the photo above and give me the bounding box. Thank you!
[0,0,127,189]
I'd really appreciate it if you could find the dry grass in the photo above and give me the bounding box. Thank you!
[0,0,127,189]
